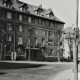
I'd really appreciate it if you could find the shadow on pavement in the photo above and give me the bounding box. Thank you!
[0,72,6,75]
[0,62,46,70]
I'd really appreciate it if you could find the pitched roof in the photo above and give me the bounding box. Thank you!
[63,27,75,39]
[1,0,65,24]
[19,3,28,8]
[63,27,74,33]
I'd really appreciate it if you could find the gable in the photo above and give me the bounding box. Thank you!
[19,3,28,9]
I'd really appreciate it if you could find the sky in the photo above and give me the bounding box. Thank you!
[20,0,78,29]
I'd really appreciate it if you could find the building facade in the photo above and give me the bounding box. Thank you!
[0,0,64,60]
[61,27,75,60]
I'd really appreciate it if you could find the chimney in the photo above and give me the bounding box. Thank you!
[48,8,52,11]
[38,4,42,8]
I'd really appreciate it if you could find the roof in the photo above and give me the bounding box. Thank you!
[0,0,65,24]
[0,0,3,7]
[63,27,74,33]
[63,27,75,39]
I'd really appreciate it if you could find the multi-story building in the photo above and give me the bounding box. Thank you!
[62,27,75,60]
[0,0,64,60]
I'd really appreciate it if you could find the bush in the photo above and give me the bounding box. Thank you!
[16,56,26,61]
[42,56,58,62]
[60,57,73,62]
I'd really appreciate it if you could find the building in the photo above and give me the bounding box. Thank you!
[0,0,64,60]
[62,27,75,60]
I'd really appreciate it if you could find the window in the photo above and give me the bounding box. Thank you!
[7,24,12,30]
[6,4,12,8]
[7,12,12,19]
[3,3,12,8]
[20,7,23,11]
[19,25,23,32]
[23,7,26,12]
[49,49,53,56]
[46,20,49,26]
[35,29,38,34]
[41,30,46,35]
[48,40,53,45]
[42,20,45,25]
[28,16,31,23]
[50,22,55,27]
[38,18,41,24]
[20,7,26,12]
[42,38,45,46]
[7,35,12,41]
[34,38,38,45]
[35,29,46,35]
[3,3,6,7]
[19,14,23,21]
[49,31,51,36]
[35,18,38,24]
[6,45,11,51]
[18,36,23,44]
[49,31,54,37]
[47,14,49,18]
[32,17,35,23]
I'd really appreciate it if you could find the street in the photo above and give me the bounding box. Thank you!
[0,61,73,80]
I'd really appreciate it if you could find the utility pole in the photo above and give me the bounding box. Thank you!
[73,0,79,80]
[68,32,72,60]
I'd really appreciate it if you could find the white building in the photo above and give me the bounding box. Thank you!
[62,27,74,60]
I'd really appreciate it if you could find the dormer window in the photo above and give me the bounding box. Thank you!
[47,15,49,18]
[6,3,12,8]
[46,8,54,18]
[19,3,28,12]
[34,4,43,15]
[3,0,13,9]
[20,7,22,11]
[20,7,27,12]
[47,12,54,18]
[3,3,6,7]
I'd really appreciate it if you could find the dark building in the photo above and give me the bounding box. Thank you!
[0,0,65,60]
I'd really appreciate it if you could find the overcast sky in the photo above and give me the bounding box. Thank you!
[20,0,79,29]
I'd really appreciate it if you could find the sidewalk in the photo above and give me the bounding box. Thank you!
[0,60,73,65]
[53,69,80,80]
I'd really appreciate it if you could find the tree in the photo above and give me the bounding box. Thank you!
[57,29,62,62]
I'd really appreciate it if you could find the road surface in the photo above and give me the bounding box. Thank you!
[0,61,73,80]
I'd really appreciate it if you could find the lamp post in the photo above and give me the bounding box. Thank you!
[73,0,79,80]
